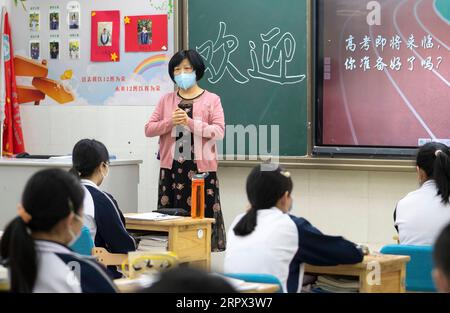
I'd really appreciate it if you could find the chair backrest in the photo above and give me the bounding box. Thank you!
[70,225,94,256]
[223,273,284,293]
[380,244,436,292]
[92,247,128,266]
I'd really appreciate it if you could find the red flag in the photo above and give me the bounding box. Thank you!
[2,12,25,156]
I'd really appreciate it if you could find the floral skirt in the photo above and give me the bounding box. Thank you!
[158,160,226,252]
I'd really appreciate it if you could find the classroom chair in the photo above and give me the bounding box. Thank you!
[92,248,178,279]
[70,225,94,256]
[92,247,128,267]
[223,273,283,293]
[380,244,436,292]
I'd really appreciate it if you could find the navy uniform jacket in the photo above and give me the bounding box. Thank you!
[81,180,136,278]
[33,240,117,293]
[225,208,364,293]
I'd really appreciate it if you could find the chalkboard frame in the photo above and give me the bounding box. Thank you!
[184,0,314,160]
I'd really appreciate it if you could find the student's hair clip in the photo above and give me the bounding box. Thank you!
[435,150,443,157]
[280,170,291,178]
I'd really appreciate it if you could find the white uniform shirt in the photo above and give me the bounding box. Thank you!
[225,207,364,293]
[225,208,300,292]
[80,179,98,239]
[33,241,82,293]
[395,180,450,245]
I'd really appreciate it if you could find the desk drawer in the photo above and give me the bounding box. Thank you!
[170,226,209,262]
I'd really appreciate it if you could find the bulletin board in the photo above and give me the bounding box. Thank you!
[10,0,176,106]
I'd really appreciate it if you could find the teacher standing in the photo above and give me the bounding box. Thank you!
[145,50,226,252]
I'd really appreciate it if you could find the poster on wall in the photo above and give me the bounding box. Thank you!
[69,38,80,59]
[29,40,40,60]
[49,7,60,31]
[90,10,120,62]
[49,40,59,59]
[124,14,168,52]
[29,7,40,32]
[67,1,80,30]
[10,0,176,106]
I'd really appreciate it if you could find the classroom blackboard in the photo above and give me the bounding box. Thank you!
[188,0,308,157]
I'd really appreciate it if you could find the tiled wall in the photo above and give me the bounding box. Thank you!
[217,167,417,245]
[211,167,417,272]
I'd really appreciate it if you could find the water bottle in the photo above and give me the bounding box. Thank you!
[191,174,205,219]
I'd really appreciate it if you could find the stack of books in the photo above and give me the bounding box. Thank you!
[312,275,359,293]
[136,235,168,252]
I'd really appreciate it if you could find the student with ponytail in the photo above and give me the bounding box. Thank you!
[70,139,136,278]
[0,169,117,293]
[224,164,364,293]
[394,142,450,245]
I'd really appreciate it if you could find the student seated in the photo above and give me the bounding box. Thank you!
[142,267,236,293]
[0,169,117,293]
[394,142,450,245]
[433,222,450,293]
[70,139,136,278]
[224,164,364,293]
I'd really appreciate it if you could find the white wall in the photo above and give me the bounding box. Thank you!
[0,0,10,11]
[218,166,416,246]
[20,105,161,214]
[210,166,416,272]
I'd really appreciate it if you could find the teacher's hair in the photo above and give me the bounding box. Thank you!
[416,142,450,204]
[70,139,109,179]
[0,169,84,293]
[168,49,205,83]
[233,164,293,236]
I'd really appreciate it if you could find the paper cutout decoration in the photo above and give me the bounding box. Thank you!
[125,15,168,52]
[91,10,120,62]
[60,69,73,80]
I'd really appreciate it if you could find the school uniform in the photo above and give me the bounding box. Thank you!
[33,240,117,293]
[224,207,364,293]
[394,180,450,245]
[81,179,136,278]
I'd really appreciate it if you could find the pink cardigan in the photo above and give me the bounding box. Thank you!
[145,90,225,172]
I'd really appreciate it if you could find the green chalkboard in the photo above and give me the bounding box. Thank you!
[188,0,308,157]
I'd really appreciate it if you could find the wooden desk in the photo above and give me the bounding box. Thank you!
[241,283,279,293]
[305,254,410,293]
[125,215,215,271]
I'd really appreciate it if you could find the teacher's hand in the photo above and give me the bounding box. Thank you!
[172,108,188,126]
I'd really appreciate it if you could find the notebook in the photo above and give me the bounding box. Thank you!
[125,212,183,221]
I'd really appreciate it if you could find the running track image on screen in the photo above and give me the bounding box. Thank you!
[316,0,449,149]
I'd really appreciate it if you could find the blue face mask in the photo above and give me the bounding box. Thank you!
[174,72,197,90]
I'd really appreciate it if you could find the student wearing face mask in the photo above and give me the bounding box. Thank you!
[394,142,450,245]
[0,169,117,293]
[145,49,226,252]
[224,164,364,293]
[70,139,136,278]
